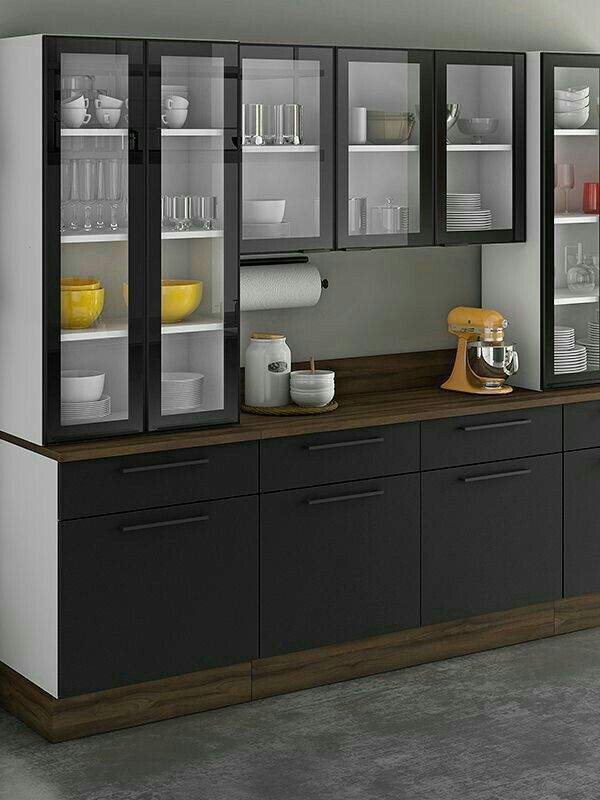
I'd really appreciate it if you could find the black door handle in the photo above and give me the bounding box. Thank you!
[121,458,209,474]
[461,469,532,484]
[307,490,384,506]
[120,515,209,533]
[460,419,531,432]
[307,437,384,451]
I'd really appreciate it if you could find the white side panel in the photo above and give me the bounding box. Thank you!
[482,52,542,391]
[0,36,44,443]
[0,440,58,697]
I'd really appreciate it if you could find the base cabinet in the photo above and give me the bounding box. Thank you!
[422,454,562,625]
[260,474,420,657]
[564,448,600,597]
[59,496,258,697]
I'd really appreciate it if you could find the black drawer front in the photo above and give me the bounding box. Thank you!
[59,441,259,520]
[260,423,419,492]
[564,401,600,451]
[422,454,562,626]
[564,448,600,597]
[260,474,420,657]
[421,406,562,470]
[59,496,258,696]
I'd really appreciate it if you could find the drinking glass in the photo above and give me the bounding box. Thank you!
[191,195,217,229]
[106,159,123,230]
[282,104,303,145]
[69,160,80,230]
[557,163,575,214]
[95,159,106,229]
[79,159,98,231]
[172,195,192,231]
[60,160,71,233]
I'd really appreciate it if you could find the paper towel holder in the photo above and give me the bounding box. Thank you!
[240,254,329,289]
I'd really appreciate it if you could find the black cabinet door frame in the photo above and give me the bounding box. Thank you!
[434,49,526,246]
[336,47,435,249]
[145,39,240,432]
[44,36,146,443]
[240,44,334,254]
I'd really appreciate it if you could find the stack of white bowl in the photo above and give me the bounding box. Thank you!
[290,369,335,408]
[554,86,590,129]
[162,372,204,414]
[61,370,110,424]
[554,326,587,373]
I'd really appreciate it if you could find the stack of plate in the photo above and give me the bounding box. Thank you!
[554,326,587,373]
[447,193,492,231]
[61,395,111,424]
[578,320,600,371]
[162,372,204,413]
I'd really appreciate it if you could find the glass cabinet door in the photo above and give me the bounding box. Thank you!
[45,37,145,443]
[146,41,239,431]
[543,53,600,387]
[435,51,525,245]
[241,45,333,254]
[337,48,434,248]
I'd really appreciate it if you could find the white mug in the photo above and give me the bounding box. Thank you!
[95,94,124,109]
[96,107,122,128]
[161,108,188,129]
[166,95,189,110]
[61,107,91,128]
[62,93,89,109]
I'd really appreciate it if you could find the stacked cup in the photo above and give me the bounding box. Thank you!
[290,369,335,408]
[162,95,189,129]
[94,94,124,128]
[61,94,91,128]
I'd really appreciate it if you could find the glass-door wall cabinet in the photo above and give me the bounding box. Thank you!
[146,40,239,431]
[435,50,525,245]
[240,45,334,253]
[543,53,600,387]
[45,37,145,443]
[336,48,434,248]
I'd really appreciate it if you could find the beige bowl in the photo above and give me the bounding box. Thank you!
[367,111,415,145]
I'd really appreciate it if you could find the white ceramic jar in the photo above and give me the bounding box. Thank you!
[244,333,291,407]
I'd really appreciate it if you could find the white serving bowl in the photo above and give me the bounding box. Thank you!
[290,369,335,389]
[554,96,590,113]
[554,108,590,129]
[243,199,286,224]
[61,370,105,403]
[457,117,498,138]
[290,386,335,408]
[554,85,590,101]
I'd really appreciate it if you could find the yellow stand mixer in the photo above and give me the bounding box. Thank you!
[442,307,519,395]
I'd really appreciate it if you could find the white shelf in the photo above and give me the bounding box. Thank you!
[61,315,223,342]
[161,229,223,240]
[555,213,599,225]
[447,144,512,152]
[161,128,223,137]
[62,230,128,244]
[554,289,599,306]
[348,144,419,153]
[61,128,128,137]
[243,144,320,153]
[554,129,599,136]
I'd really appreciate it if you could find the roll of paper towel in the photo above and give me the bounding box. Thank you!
[240,265,323,311]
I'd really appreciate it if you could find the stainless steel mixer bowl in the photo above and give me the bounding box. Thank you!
[467,341,519,387]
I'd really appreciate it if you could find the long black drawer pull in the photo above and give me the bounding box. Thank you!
[461,469,532,484]
[121,458,210,474]
[307,489,384,506]
[460,419,532,432]
[121,515,209,533]
[307,437,384,452]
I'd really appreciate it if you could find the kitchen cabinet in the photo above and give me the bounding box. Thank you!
[260,474,420,657]
[422,454,562,625]
[336,48,434,248]
[435,50,525,245]
[240,44,334,254]
[564,448,600,597]
[564,400,600,450]
[59,495,258,696]
[483,52,600,390]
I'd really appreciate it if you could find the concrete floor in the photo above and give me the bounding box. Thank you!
[2,630,600,799]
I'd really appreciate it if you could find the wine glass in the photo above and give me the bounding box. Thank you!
[106,159,123,230]
[60,160,71,233]
[557,163,575,214]
[95,159,106,229]
[68,159,80,230]
[79,159,98,232]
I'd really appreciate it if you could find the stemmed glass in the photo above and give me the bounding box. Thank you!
[106,159,123,230]
[557,163,575,214]
[79,159,98,232]
[95,159,106,229]
[60,160,71,233]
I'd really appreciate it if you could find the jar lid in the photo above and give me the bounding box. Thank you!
[251,332,285,340]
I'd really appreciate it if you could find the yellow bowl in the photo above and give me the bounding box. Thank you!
[61,277,101,291]
[61,288,105,329]
[123,280,203,323]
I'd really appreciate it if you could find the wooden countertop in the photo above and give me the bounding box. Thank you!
[5,381,600,463]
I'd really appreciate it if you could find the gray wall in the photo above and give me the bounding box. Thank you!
[3,0,596,362]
